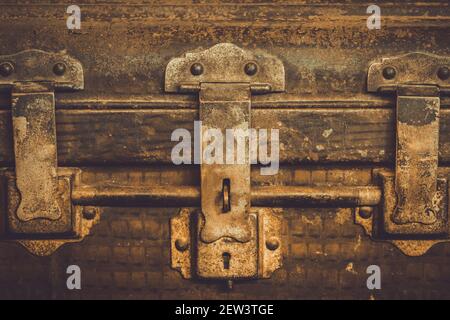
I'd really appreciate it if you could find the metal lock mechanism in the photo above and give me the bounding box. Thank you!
[357,52,450,256]
[0,50,99,255]
[167,44,284,280]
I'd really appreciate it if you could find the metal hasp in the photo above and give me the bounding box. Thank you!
[0,50,99,256]
[166,43,284,279]
[359,52,450,256]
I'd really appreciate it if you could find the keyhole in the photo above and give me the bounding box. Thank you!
[222,252,231,270]
[222,178,231,213]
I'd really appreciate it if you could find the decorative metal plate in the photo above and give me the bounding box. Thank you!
[367,52,450,93]
[165,43,285,93]
[0,49,84,90]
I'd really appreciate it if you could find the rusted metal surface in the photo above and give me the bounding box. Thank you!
[394,88,441,227]
[253,186,380,207]
[368,53,449,231]
[0,50,84,91]
[368,54,449,233]
[6,170,74,235]
[367,52,450,94]
[0,50,100,256]
[170,208,192,279]
[199,83,252,243]
[71,185,381,207]
[0,50,84,221]
[355,202,449,257]
[258,208,282,279]
[0,168,102,256]
[166,43,285,246]
[378,170,448,235]
[12,85,61,221]
[165,43,285,94]
[17,203,101,257]
[196,212,258,279]
[170,208,282,280]
[362,52,450,255]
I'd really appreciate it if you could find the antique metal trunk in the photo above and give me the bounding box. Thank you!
[0,1,450,300]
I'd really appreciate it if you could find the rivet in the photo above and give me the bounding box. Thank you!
[382,66,396,80]
[438,66,450,80]
[190,63,203,76]
[0,62,14,77]
[53,62,66,76]
[82,207,97,220]
[359,206,373,219]
[244,62,258,76]
[265,237,280,251]
[175,238,189,251]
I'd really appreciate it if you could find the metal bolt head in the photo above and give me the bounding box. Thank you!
[438,66,450,80]
[382,66,396,80]
[82,207,97,220]
[175,238,189,251]
[0,62,14,77]
[53,62,66,76]
[359,206,374,219]
[190,63,203,76]
[244,62,258,76]
[265,237,280,251]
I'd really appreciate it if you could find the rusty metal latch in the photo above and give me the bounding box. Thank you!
[166,43,284,280]
[0,50,100,256]
[358,52,450,256]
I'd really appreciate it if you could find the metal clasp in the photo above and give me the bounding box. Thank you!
[359,52,450,256]
[167,43,284,279]
[0,50,99,256]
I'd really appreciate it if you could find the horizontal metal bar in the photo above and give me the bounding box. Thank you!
[72,185,381,208]
[253,186,381,207]
[0,95,441,110]
[45,95,450,110]
[73,186,200,207]
[0,94,397,110]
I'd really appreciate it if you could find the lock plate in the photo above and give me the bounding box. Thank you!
[171,208,282,279]
[196,213,258,279]
[166,43,284,279]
